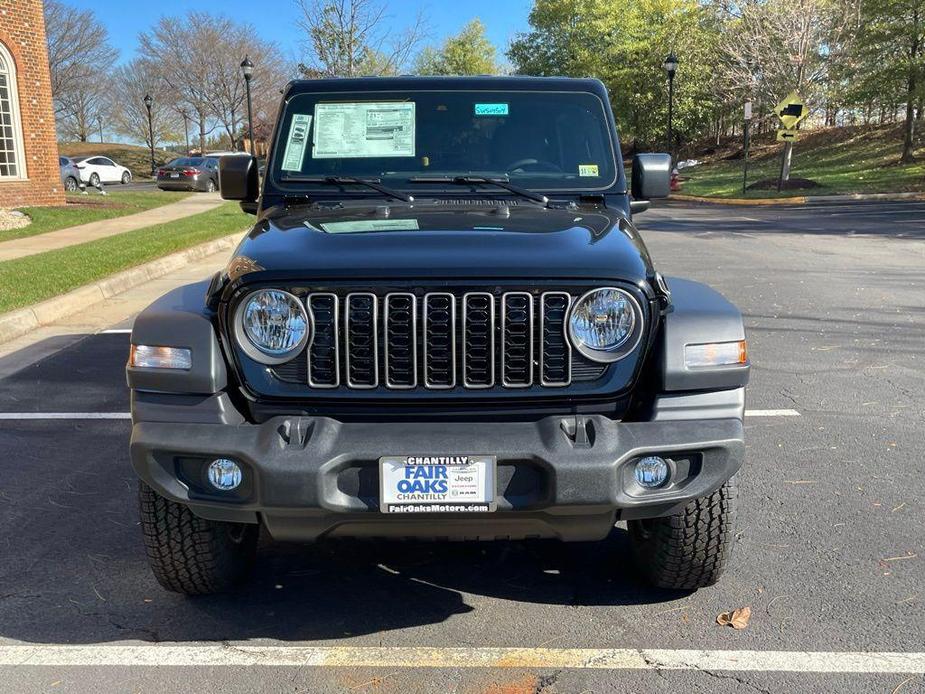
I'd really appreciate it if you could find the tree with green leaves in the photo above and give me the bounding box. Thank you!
[508,0,718,150]
[414,19,499,76]
[846,0,924,161]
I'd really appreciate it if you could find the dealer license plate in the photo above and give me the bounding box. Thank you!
[379,455,496,513]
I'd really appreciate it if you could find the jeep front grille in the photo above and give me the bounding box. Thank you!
[280,290,586,391]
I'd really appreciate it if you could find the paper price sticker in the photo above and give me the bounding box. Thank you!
[281,114,312,171]
[313,102,415,159]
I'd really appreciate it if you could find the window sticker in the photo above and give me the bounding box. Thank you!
[474,103,509,116]
[313,102,415,159]
[578,164,600,177]
[281,114,312,171]
[318,219,420,233]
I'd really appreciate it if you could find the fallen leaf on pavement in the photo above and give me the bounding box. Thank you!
[717,606,751,629]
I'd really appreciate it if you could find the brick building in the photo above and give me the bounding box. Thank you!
[0,1,64,208]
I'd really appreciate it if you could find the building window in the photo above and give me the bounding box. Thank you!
[0,44,26,179]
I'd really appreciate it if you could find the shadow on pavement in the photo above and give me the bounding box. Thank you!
[0,422,679,645]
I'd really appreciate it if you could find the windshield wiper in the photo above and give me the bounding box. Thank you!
[280,175,414,203]
[408,175,549,205]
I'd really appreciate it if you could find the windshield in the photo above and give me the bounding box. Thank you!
[270,90,618,193]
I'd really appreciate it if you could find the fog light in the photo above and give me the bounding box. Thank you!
[634,456,669,488]
[207,459,242,491]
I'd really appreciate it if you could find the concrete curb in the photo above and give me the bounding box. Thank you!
[671,191,925,206]
[0,233,240,347]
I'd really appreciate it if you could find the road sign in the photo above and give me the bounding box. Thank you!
[776,129,799,142]
[774,92,808,129]
[744,101,753,121]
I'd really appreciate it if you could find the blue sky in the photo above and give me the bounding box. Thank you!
[93,0,535,66]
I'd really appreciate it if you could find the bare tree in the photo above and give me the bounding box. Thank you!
[206,24,292,150]
[108,59,181,151]
[295,0,427,77]
[139,13,222,152]
[43,0,118,141]
[715,0,859,179]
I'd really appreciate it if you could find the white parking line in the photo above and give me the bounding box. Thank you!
[745,409,801,417]
[0,410,799,421]
[0,646,922,673]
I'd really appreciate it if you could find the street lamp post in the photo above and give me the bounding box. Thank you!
[96,115,103,144]
[241,56,256,157]
[181,110,190,156]
[663,52,678,161]
[143,94,155,177]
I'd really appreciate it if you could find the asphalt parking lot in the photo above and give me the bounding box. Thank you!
[0,200,923,693]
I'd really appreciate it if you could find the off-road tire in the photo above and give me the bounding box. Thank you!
[138,482,258,595]
[628,477,737,590]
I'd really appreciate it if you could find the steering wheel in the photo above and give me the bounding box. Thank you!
[505,158,564,173]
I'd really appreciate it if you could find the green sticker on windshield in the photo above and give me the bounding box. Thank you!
[474,103,509,116]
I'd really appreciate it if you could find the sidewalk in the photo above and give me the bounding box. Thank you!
[0,193,223,262]
[670,191,925,207]
[0,243,234,364]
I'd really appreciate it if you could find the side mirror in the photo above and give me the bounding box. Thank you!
[631,153,671,201]
[219,155,259,210]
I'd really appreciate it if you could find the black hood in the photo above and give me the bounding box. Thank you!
[224,201,654,286]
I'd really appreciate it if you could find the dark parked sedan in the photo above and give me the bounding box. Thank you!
[59,156,82,192]
[156,157,220,192]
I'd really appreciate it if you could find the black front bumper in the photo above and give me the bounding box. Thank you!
[131,411,744,542]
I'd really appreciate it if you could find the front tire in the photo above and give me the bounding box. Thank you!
[121,171,131,184]
[206,179,216,193]
[138,482,258,595]
[628,477,737,590]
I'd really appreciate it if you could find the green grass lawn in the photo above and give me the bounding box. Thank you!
[678,124,925,198]
[0,202,250,314]
[4,190,192,244]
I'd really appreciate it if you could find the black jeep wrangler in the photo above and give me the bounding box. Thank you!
[127,76,749,595]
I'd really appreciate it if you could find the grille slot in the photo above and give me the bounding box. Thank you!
[307,293,339,388]
[540,292,572,387]
[501,292,533,387]
[384,293,418,389]
[462,292,495,388]
[345,293,378,388]
[423,293,456,389]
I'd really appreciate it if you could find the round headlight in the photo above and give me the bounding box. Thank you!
[236,289,309,363]
[568,287,642,362]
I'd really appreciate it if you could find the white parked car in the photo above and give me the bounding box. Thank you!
[72,156,133,186]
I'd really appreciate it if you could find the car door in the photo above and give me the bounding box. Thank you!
[97,157,119,183]
[81,157,104,183]
[205,158,220,188]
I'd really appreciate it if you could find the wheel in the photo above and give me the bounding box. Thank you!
[121,171,131,184]
[138,482,258,595]
[64,176,78,192]
[89,172,100,187]
[206,179,216,193]
[628,476,737,590]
